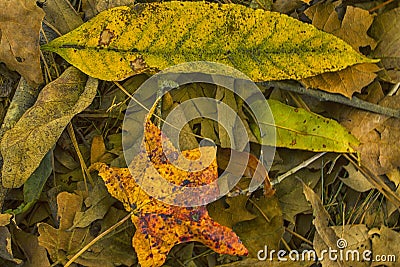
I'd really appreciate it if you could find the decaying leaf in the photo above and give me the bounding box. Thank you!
[233,195,284,257]
[301,63,380,98]
[302,182,344,266]
[370,7,400,83]
[208,194,257,229]
[314,224,370,267]
[339,83,400,175]
[42,1,377,82]
[82,0,134,19]
[0,226,22,265]
[254,99,360,153]
[0,0,45,86]
[1,67,97,188]
[369,226,400,267]
[38,191,136,266]
[13,229,50,267]
[43,0,83,34]
[340,163,374,192]
[90,118,248,267]
[302,1,379,97]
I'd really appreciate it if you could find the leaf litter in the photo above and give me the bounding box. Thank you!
[0,1,399,266]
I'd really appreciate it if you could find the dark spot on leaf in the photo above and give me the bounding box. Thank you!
[98,29,115,46]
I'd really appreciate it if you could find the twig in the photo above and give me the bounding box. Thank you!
[64,212,132,267]
[259,81,400,119]
[272,152,327,185]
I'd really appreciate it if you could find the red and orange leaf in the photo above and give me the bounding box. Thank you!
[90,120,248,267]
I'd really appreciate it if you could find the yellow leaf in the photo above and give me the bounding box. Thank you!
[42,1,377,82]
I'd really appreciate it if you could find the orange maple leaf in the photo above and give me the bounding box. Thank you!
[90,120,248,267]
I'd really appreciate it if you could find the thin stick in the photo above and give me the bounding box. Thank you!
[259,81,400,119]
[369,0,395,12]
[64,212,132,267]
[272,152,327,185]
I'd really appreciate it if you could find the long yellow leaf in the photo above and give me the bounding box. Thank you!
[42,1,378,81]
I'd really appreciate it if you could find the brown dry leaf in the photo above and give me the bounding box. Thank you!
[340,163,374,192]
[314,224,370,267]
[302,182,345,266]
[233,195,284,257]
[0,0,45,86]
[207,194,257,228]
[72,181,115,228]
[38,191,135,266]
[275,169,320,223]
[302,1,379,97]
[370,7,400,83]
[369,226,400,267]
[42,0,83,34]
[82,0,134,19]
[339,82,400,175]
[0,226,22,265]
[91,135,107,164]
[13,229,50,267]
[217,147,274,196]
[301,63,380,98]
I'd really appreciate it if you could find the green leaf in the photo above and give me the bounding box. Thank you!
[253,99,360,153]
[1,67,97,188]
[41,1,377,81]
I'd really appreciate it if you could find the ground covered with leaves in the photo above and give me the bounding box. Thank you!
[0,0,399,267]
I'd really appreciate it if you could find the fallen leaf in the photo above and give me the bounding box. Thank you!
[207,195,257,228]
[217,147,274,196]
[43,0,83,34]
[0,226,22,265]
[253,99,360,153]
[370,7,400,83]
[0,0,45,86]
[340,163,374,192]
[91,135,107,164]
[82,0,134,19]
[72,180,115,228]
[302,182,344,266]
[339,84,400,175]
[1,67,97,188]
[369,226,400,267]
[314,224,370,267]
[38,191,136,266]
[90,119,248,267]
[42,2,377,81]
[302,2,379,97]
[13,229,50,267]
[301,63,380,98]
[275,169,320,223]
[233,195,284,257]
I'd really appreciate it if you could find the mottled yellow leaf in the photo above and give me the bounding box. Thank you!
[1,67,97,188]
[42,1,377,82]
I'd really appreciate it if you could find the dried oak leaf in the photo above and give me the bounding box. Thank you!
[302,1,379,98]
[370,7,400,83]
[38,192,136,266]
[339,82,400,175]
[91,120,248,267]
[0,0,44,86]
